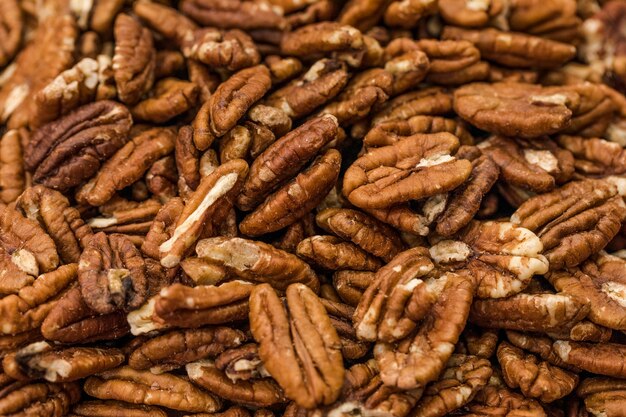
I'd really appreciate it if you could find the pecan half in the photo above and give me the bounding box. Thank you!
[297,235,383,272]
[183,28,261,71]
[0,129,26,205]
[180,0,287,31]
[371,87,453,126]
[70,400,168,417]
[0,0,22,68]
[130,78,198,123]
[250,283,345,408]
[553,341,626,378]
[0,381,80,417]
[365,116,473,148]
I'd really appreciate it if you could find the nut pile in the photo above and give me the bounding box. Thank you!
[2,0,626,416]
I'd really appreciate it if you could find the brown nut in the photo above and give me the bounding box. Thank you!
[158,159,248,268]
[131,78,198,123]
[41,287,130,344]
[0,14,77,129]
[320,298,370,360]
[464,384,548,417]
[281,22,364,59]
[415,39,488,85]
[333,270,376,306]
[317,208,405,263]
[84,366,221,413]
[343,132,472,209]
[453,82,579,138]
[384,0,439,29]
[411,354,493,417]
[76,128,176,206]
[129,326,245,373]
[69,400,169,417]
[113,13,156,105]
[553,341,626,379]
[16,185,92,265]
[365,116,473,148]
[78,232,147,314]
[297,235,383,272]
[371,87,453,126]
[479,136,574,193]
[141,197,184,260]
[0,129,26,205]
[265,59,349,120]
[25,100,132,191]
[374,272,475,390]
[0,381,80,417]
[0,0,23,68]
[264,55,304,84]
[127,281,254,335]
[183,28,260,71]
[497,341,578,403]
[3,342,125,383]
[88,198,162,238]
[0,263,76,337]
[31,56,117,127]
[438,0,505,28]
[557,135,626,181]
[353,246,436,342]
[338,0,390,32]
[239,149,341,236]
[458,327,498,359]
[250,283,345,408]
[180,0,287,31]
[577,377,626,417]
[442,26,576,69]
[507,0,581,42]
[561,83,617,138]
[238,114,338,210]
[384,50,431,95]
[470,292,590,332]
[196,236,320,291]
[193,65,271,151]
[511,179,626,269]
[133,0,198,46]
[146,156,178,202]
[506,330,579,371]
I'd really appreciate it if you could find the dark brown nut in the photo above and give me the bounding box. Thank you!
[272,214,316,253]
[146,156,178,202]
[511,179,626,269]
[265,59,349,120]
[453,82,579,138]
[16,185,92,265]
[32,56,117,127]
[129,327,244,373]
[196,236,320,291]
[133,0,198,46]
[84,366,221,413]
[374,272,474,390]
[78,232,147,314]
[240,149,341,236]
[183,28,260,72]
[214,343,266,382]
[577,377,626,417]
[411,354,493,417]
[141,197,183,260]
[384,0,439,29]
[442,26,576,69]
[553,341,626,378]
[131,78,198,123]
[88,198,162,238]
[176,126,201,195]
[0,0,22,68]
[317,208,405,263]
[320,298,370,360]
[76,128,176,206]
[438,0,504,28]
[180,0,287,30]
[25,100,132,191]
[188,60,221,104]
[0,263,76,337]
[297,235,383,272]
[549,253,626,331]
[264,55,303,84]
[506,330,578,371]
[414,39,487,85]
[384,50,430,95]
[193,65,271,151]
[479,136,574,193]
[365,116,473,148]
[322,359,422,417]
[0,381,80,417]
[319,69,392,125]
[281,22,363,58]
[353,247,436,342]
[458,327,498,359]
[464,385,548,417]
[470,292,589,332]
[154,50,185,79]
[238,115,338,211]
[0,14,77,129]
[333,270,376,306]
[581,1,626,93]
[113,14,156,105]
[69,400,169,417]
[338,0,389,32]
[41,287,129,344]
[187,356,286,408]
[4,342,125,382]
[158,159,248,268]
[128,281,254,334]
[0,129,26,205]
[343,132,472,210]
[497,341,578,403]
[250,283,345,408]
[557,136,626,181]
[371,87,453,126]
